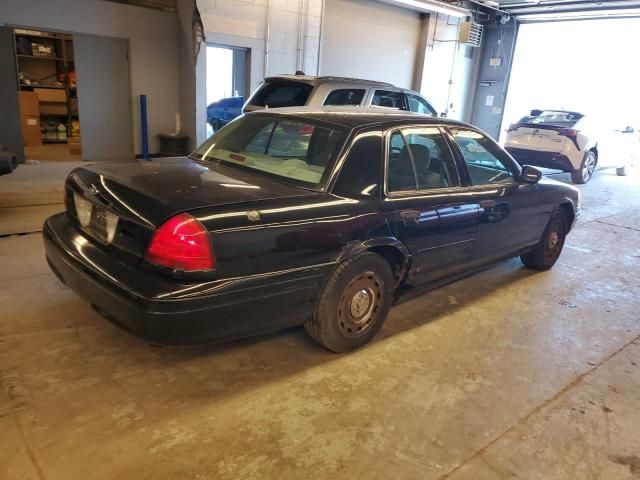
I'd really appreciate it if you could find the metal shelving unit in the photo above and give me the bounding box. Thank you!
[14,29,77,142]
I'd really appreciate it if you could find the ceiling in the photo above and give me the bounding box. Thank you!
[493,0,640,21]
[102,0,176,12]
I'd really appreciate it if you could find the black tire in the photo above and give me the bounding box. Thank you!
[571,150,596,184]
[305,252,395,353]
[521,208,568,271]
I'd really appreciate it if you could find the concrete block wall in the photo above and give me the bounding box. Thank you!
[198,0,323,89]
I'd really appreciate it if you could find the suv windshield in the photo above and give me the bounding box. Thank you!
[191,115,347,187]
[248,81,313,108]
[518,110,583,127]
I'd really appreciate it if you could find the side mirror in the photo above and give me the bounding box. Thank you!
[521,165,542,183]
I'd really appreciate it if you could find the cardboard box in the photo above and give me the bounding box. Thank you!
[21,116,42,146]
[19,91,40,117]
[69,136,81,155]
[40,102,67,115]
[34,88,66,103]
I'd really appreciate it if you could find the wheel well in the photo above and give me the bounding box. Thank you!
[368,245,408,287]
[590,146,598,162]
[558,202,575,228]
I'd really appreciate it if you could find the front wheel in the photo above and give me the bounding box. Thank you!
[305,252,394,353]
[571,151,596,184]
[521,208,568,271]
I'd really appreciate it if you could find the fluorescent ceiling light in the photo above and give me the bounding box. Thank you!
[517,7,640,21]
[375,0,469,18]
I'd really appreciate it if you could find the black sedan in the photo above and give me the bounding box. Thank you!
[44,107,580,352]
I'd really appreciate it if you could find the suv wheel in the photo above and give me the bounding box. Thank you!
[571,151,596,184]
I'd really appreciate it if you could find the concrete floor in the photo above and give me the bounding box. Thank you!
[1,163,639,479]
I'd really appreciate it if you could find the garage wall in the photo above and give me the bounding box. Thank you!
[320,0,422,88]
[420,15,482,122]
[0,0,180,156]
[198,0,323,90]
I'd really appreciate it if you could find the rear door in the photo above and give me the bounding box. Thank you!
[448,127,545,262]
[384,126,480,286]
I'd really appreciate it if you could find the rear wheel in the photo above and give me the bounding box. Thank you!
[521,209,568,270]
[571,150,596,184]
[305,252,394,353]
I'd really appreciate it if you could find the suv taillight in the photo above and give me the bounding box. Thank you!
[145,213,214,271]
[558,128,578,139]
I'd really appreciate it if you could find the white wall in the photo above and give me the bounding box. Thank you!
[420,15,481,122]
[320,0,422,88]
[198,0,323,91]
[0,0,180,155]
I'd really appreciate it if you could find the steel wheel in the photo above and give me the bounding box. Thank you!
[337,271,384,338]
[544,217,564,263]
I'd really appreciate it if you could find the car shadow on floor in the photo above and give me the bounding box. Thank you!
[72,257,539,401]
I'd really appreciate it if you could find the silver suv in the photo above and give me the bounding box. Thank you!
[243,75,438,116]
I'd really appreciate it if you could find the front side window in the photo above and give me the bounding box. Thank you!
[450,128,515,185]
[372,90,403,109]
[192,115,346,187]
[324,89,366,106]
[248,81,313,108]
[406,94,437,116]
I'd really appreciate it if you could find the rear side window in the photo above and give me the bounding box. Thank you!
[324,89,366,106]
[248,82,313,108]
[371,90,403,109]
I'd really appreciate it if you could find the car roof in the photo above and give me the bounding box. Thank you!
[264,74,395,88]
[247,106,466,130]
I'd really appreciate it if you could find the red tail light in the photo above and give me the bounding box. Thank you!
[558,128,578,138]
[145,213,214,271]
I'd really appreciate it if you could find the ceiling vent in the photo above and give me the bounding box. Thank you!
[458,21,483,47]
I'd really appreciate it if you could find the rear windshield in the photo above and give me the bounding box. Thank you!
[248,81,313,108]
[191,115,347,187]
[518,110,583,127]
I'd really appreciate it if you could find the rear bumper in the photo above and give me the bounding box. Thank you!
[506,147,576,172]
[43,213,330,345]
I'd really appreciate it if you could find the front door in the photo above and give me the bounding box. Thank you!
[384,126,480,286]
[447,127,546,264]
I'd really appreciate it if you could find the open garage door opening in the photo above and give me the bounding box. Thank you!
[500,19,639,182]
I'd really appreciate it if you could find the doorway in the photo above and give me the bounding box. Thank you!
[205,44,249,136]
[13,28,80,162]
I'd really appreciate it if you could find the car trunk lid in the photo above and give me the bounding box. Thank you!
[64,157,315,259]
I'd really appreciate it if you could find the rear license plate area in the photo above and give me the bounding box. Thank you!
[88,206,119,244]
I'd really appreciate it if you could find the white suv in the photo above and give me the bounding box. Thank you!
[243,75,438,116]
[505,109,636,184]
